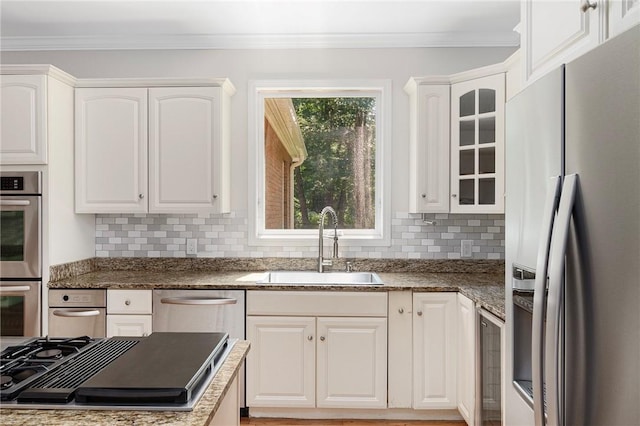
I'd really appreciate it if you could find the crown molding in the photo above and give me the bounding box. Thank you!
[0,31,520,51]
[0,64,77,85]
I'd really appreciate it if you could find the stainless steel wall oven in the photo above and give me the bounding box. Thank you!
[0,171,42,336]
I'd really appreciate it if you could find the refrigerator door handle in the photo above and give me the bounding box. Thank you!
[545,174,579,426]
[532,176,562,426]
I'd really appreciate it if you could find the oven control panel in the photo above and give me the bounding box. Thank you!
[0,176,24,191]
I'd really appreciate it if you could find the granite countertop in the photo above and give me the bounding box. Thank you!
[0,340,250,426]
[49,266,505,320]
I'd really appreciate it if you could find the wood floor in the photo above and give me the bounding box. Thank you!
[240,418,465,426]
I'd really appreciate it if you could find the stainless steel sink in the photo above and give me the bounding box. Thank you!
[258,271,383,285]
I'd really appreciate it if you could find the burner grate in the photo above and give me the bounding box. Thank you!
[17,339,138,402]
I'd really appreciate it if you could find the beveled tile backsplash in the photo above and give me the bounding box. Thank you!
[95,211,504,260]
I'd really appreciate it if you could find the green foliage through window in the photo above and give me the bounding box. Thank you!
[291,97,376,229]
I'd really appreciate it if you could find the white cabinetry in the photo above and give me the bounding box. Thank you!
[522,0,606,82]
[413,292,457,409]
[75,88,148,213]
[246,316,316,407]
[1,66,76,165]
[106,289,152,337]
[75,80,234,214]
[450,73,505,214]
[457,293,476,425]
[405,68,505,214]
[246,291,387,410]
[405,80,450,213]
[1,75,47,164]
[609,0,640,37]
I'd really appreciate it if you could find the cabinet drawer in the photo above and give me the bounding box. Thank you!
[247,291,387,316]
[107,290,152,314]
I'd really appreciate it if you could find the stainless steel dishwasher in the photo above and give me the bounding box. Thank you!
[152,289,246,409]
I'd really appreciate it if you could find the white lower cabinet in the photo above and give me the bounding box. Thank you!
[316,317,387,408]
[246,316,316,407]
[106,289,152,337]
[246,291,387,410]
[457,293,476,425]
[413,292,457,409]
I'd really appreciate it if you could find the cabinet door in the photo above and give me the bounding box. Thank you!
[246,316,315,407]
[451,73,505,214]
[457,294,476,425]
[1,75,47,164]
[413,292,457,409]
[149,87,224,213]
[523,0,604,82]
[388,291,413,408]
[106,314,152,337]
[609,0,640,37]
[407,83,450,213]
[317,317,387,409]
[75,88,148,213]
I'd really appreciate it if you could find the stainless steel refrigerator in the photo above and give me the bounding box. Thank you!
[504,25,639,426]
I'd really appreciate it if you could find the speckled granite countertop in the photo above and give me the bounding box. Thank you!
[0,340,250,426]
[49,258,505,319]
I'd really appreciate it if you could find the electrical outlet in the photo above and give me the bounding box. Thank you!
[186,238,198,255]
[461,240,473,258]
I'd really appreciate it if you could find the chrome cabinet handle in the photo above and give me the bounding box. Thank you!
[307,335,313,341]
[124,300,131,306]
[320,336,325,341]
[139,194,144,199]
[451,194,457,198]
[53,309,100,317]
[0,286,31,293]
[213,194,218,199]
[580,0,597,12]
[398,308,404,314]
[160,297,237,306]
[417,311,423,316]
[421,193,426,198]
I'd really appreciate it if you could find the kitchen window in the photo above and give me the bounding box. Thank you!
[248,80,391,246]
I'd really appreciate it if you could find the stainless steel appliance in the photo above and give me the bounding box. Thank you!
[476,308,503,425]
[0,171,42,336]
[0,333,234,411]
[153,289,246,409]
[505,26,639,425]
[48,290,107,338]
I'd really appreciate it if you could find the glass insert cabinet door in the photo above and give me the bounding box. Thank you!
[450,73,505,213]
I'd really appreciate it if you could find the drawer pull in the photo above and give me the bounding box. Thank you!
[398,308,404,314]
[307,335,313,341]
[53,309,100,317]
[124,300,131,306]
[320,336,326,342]
[417,311,423,316]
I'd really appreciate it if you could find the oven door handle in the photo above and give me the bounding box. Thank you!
[0,285,32,292]
[160,297,237,306]
[53,309,101,317]
[0,199,32,206]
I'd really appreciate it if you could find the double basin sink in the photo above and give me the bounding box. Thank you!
[258,271,383,285]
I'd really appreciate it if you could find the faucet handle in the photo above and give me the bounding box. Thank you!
[346,262,353,272]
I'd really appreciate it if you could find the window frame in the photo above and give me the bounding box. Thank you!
[248,79,392,247]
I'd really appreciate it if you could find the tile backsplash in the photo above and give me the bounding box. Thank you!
[96,212,504,260]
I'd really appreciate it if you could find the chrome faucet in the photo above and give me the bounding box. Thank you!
[318,206,339,273]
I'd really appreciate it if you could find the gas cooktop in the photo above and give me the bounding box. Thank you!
[0,332,232,411]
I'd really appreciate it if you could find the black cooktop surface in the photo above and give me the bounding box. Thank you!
[75,332,228,405]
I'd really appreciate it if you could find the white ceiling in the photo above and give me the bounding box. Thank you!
[0,0,521,51]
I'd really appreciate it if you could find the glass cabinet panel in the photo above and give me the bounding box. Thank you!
[451,73,504,213]
[478,88,496,114]
[479,117,495,144]
[460,91,475,117]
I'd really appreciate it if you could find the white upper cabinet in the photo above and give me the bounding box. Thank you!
[405,80,450,213]
[75,80,234,214]
[148,87,228,213]
[522,0,606,83]
[75,88,148,213]
[1,75,47,164]
[450,73,505,214]
[609,0,640,37]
